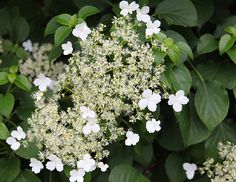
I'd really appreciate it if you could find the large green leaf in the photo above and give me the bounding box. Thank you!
[219,34,235,55]
[0,122,10,140]
[45,17,61,37]
[10,16,29,43]
[134,144,153,167]
[78,6,100,19]
[55,13,72,26]
[156,0,198,27]
[0,93,15,118]
[195,82,229,131]
[54,26,72,46]
[176,41,193,60]
[14,75,32,92]
[0,72,9,85]
[15,141,39,159]
[177,96,211,146]
[0,157,20,182]
[197,34,218,55]
[108,164,149,182]
[13,170,41,182]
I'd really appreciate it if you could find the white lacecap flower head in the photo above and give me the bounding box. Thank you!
[11,126,26,140]
[145,20,161,36]
[69,169,85,182]
[6,137,20,150]
[146,119,161,133]
[77,154,96,172]
[22,39,33,52]
[136,6,150,23]
[168,90,189,112]
[33,73,52,92]
[183,162,197,180]
[29,158,44,174]
[62,41,73,55]
[138,89,161,112]
[46,154,64,172]
[97,162,109,172]
[72,22,91,41]
[119,1,139,16]
[125,131,140,146]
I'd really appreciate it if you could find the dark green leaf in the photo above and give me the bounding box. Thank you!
[14,75,32,92]
[48,45,62,62]
[0,122,10,140]
[45,17,60,37]
[227,46,236,64]
[78,6,100,19]
[153,48,167,64]
[0,157,20,182]
[54,26,72,46]
[0,93,15,118]
[13,170,41,182]
[134,144,153,166]
[214,15,236,38]
[0,72,9,85]
[176,41,193,60]
[11,16,29,43]
[15,47,27,59]
[15,141,39,159]
[219,34,235,55]
[197,34,218,55]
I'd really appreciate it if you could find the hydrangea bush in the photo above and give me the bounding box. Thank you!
[0,0,236,181]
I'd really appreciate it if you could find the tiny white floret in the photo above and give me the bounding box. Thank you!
[138,89,161,112]
[33,73,52,92]
[183,162,197,180]
[77,154,96,172]
[72,22,91,41]
[69,169,85,182]
[6,137,20,150]
[136,6,151,23]
[46,154,64,172]
[10,126,26,140]
[125,131,140,146]
[97,162,109,172]
[168,90,189,112]
[146,119,161,133]
[62,41,73,55]
[82,118,100,135]
[22,39,33,52]
[119,1,139,16]
[145,20,161,36]
[29,158,44,174]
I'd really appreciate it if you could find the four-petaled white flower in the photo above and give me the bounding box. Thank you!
[10,126,26,140]
[33,73,52,92]
[22,39,33,52]
[46,154,64,172]
[62,41,73,55]
[6,137,20,150]
[72,22,91,41]
[80,106,96,119]
[77,154,96,172]
[183,162,197,180]
[119,1,139,16]
[138,89,161,112]
[125,131,140,146]
[97,162,109,172]
[136,6,150,23]
[29,158,44,174]
[146,119,161,133]
[83,118,100,135]
[168,90,189,112]
[145,20,161,36]
[69,169,85,182]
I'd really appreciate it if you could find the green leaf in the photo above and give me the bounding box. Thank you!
[177,95,211,146]
[225,26,236,37]
[197,34,218,55]
[214,15,236,38]
[15,140,39,159]
[152,48,167,64]
[109,164,149,182]
[10,65,18,74]
[168,44,180,64]
[156,0,198,27]
[55,13,72,26]
[13,170,41,182]
[0,72,9,85]
[48,45,62,62]
[78,6,100,19]
[219,34,236,55]
[14,75,32,92]
[195,82,229,131]
[165,153,186,182]
[0,122,10,140]
[176,41,193,60]
[45,17,60,37]
[0,157,20,182]
[134,144,153,166]
[171,65,192,94]
[54,26,72,46]
[8,73,16,83]
[15,47,27,59]
[2,40,14,51]
[11,16,29,43]
[0,93,15,118]
[227,46,236,64]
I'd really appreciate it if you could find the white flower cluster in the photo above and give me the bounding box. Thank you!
[6,126,26,150]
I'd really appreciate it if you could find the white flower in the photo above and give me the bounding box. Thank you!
[145,20,161,36]
[97,162,109,172]
[46,154,64,172]
[77,154,96,172]
[82,118,100,135]
[119,1,139,16]
[72,22,91,41]
[62,41,73,55]
[6,137,20,150]
[183,163,197,180]
[69,169,85,182]
[22,39,33,52]
[29,158,44,174]
[33,73,52,92]
[125,131,140,146]
[146,119,161,133]
[10,126,26,140]
[138,89,161,112]
[80,106,96,119]
[136,6,150,23]
[168,90,189,112]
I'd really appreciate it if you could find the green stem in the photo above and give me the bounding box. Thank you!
[49,172,52,182]
[187,61,205,86]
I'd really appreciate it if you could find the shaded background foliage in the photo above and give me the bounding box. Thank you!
[0,0,236,182]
